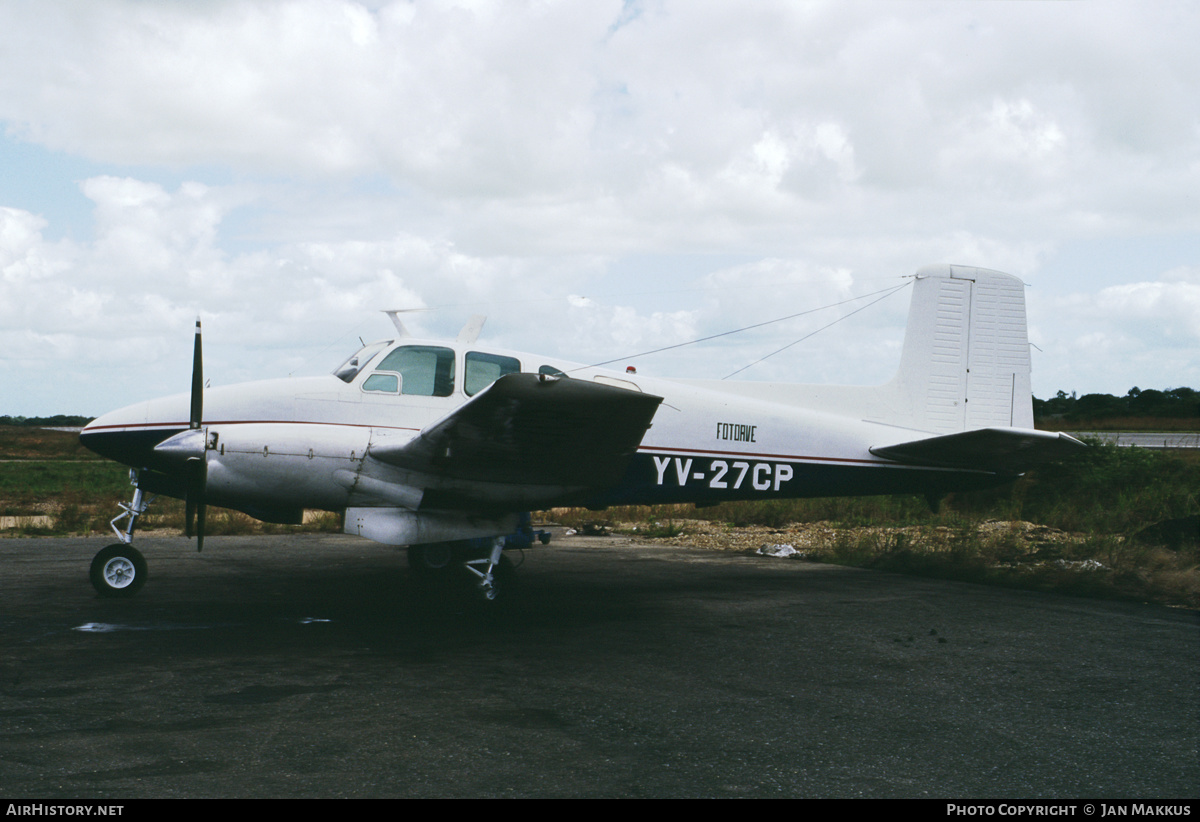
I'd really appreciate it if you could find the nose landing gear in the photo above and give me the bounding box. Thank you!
[90,543,147,597]
[464,538,513,602]
[91,470,155,597]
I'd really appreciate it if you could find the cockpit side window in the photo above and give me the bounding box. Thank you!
[362,372,400,393]
[334,340,391,384]
[464,351,521,396]
[372,345,456,397]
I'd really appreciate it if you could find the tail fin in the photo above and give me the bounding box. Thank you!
[675,264,1035,435]
[872,267,1086,472]
[889,265,1032,433]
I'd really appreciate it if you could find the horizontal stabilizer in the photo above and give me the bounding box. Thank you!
[369,373,663,490]
[870,428,1086,475]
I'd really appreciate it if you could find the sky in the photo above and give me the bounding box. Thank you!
[1,0,1198,417]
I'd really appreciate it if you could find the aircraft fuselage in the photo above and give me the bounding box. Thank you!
[81,335,1005,530]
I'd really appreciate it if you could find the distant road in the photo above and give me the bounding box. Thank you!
[1073,431,1200,449]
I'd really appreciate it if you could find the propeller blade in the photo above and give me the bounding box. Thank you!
[185,317,207,552]
[192,459,207,554]
[184,457,207,539]
[190,317,203,430]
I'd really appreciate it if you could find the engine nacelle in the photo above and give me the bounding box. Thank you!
[204,422,372,511]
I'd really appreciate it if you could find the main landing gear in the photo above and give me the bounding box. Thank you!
[91,470,155,597]
[406,516,550,603]
[407,539,517,602]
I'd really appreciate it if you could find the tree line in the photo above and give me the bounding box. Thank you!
[0,414,94,427]
[1033,386,1199,422]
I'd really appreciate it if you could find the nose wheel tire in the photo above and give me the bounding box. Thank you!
[90,544,147,597]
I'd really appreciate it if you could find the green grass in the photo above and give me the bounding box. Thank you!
[0,461,131,510]
[0,427,342,537]
[550,440,1200,609]
[686,438,1199,536]
[0,425,102,461]
[1051,417,1200,432]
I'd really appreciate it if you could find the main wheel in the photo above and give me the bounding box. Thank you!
[407,542,455,573]
[90,544,147,597]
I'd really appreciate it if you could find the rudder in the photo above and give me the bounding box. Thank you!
[891,265,1032,434]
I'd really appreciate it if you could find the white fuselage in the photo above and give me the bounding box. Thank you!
[81,335,995,533]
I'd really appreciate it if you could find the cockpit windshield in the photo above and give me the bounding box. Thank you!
[333,340,391,383]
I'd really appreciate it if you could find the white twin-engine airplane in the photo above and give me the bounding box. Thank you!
[80,264,1084,600]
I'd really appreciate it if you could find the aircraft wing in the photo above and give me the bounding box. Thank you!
[870,428,1087,475]
[368,373,663,496]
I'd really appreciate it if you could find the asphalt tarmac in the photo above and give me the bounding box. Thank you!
[1,533,1196,799]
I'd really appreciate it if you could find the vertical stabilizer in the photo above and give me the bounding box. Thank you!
[673,264,1035,435]
[891,265,1032,433]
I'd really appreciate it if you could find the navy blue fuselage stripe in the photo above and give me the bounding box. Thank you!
[585,452,1006,507]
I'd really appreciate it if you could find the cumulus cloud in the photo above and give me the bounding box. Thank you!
[3,1,1194,229]
[1095,275,1200,342]
[1031,267,1200,396]
[1,1,1198,413]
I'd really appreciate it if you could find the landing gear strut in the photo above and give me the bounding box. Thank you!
[464,538,511,602]
[91,470,155,597]
[406,532,529,603]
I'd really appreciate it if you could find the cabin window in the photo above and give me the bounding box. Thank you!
[371,346,456,397]
[362,372,400,393]
[334,340,391,383]
[464,351,521,396]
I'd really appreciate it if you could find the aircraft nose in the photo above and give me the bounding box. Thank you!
[79,397,189,468]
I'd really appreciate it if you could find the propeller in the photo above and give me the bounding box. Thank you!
[184,317,207,552]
